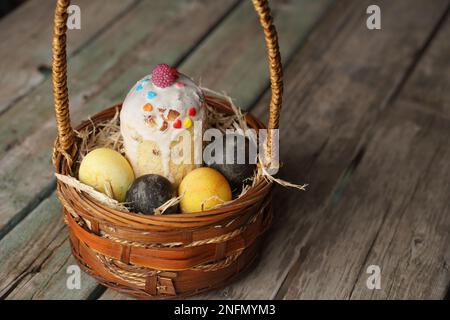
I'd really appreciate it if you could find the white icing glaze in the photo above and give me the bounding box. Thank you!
[120,72,205,182]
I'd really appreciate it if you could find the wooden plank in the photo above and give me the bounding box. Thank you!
[181,0,333,109]
[0,196,101,300]
[0,0,238,160]
[199,0,449,299]
[98,289,135,300]
[0,192,102,300]
[0,1,27,18]
[0,0,138,114]
[0,195,63,298]
[0,194,98,300]
[281,7,450,300]
[345,17,450,300]
[400,13,450,120]
[0,0,239,239]
[343,107,450,299]
[280,110,450,300]
[0,0,240,300]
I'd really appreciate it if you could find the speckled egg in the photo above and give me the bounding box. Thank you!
[178,167,232,213]
[125,174,177,215]
[78,148,134,202]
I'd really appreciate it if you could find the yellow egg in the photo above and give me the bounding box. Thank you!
[78,148,134,202]
[178,168,232,213]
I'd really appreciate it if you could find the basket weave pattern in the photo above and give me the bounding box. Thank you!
[52,0,283,299]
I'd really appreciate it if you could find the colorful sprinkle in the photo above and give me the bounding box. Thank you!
[141,79,150,84]
[147,91,157,99]
[136,84,143,92]
[143,103,153,112]
[183,118,193,129]
[175,82,186,88]
[188,107,197,117]
[173,119,182,129]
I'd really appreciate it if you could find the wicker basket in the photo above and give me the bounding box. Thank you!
[52,0,283,299]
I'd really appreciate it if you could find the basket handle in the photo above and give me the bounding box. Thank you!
[52,0,283,160]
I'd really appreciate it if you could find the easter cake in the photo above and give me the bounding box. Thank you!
[120,64,206,187]
[77,63,251,215]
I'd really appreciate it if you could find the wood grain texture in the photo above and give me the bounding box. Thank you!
[0,194,99,300]
[0,195,62,298]
[347,15,450,300]
[181,0,333,109]
[280,6,450,300]
[0,0,239,239]
[98,289,135,300]
[0,193,102,300]
[400,10,450,120]
[1,0,448,300]
[0,0,240,300]
[344,106,450,300]
[0,0,137,113]
[199,0,449,299]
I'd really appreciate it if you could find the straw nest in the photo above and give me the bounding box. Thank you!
[55,89,306,216]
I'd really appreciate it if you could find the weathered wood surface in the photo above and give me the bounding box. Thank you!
[347,14,450,300]
[0,0,239,239]
[0,195,100,300]
[181,0,333,109]
[199,0,450,299]
[0,0,137,114]
[0,0,449,300]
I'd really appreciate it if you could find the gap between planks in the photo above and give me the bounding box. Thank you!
[274,1,450,300]
[347,6,450,300]
[0,0,141,115]
[199,0,450,300]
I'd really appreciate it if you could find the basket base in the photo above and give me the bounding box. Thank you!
[70,233,262,300]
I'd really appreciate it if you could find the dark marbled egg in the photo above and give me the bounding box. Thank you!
[206,134,256,192]
[125,174,177,215]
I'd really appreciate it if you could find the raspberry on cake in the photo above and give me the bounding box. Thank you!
[151,63,179,88]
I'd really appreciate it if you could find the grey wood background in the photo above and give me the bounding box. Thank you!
[0,0,448,300]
